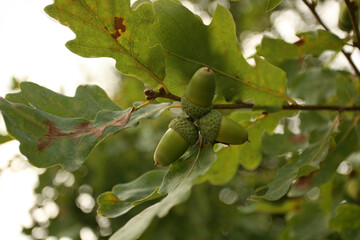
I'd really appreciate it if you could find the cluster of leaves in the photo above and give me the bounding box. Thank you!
[1,0,360,239]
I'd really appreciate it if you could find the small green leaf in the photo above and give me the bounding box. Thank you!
[329,203,360,231]
[109,145,216,240]
[0,83,171,171]
[97,169,167,218]
[257,30,346,65]
[267,0,282,11]
[45,0,165,87]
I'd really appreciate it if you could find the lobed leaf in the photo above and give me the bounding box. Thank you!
[45,0,165,87]
[257,30,346,65]
[153,0,291,107]
[0,82,171,171]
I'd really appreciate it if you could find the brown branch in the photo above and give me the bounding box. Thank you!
[301,0,360,78]
[344,0,360,49]
[146,89,360,112]
[214,103,360,112]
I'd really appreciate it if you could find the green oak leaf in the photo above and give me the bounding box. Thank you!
[329,203,360,231]
[257,30,346,65]
[108,145,216,240]
[45,0,165,88]
[0,82,171,171]
[153,0,291,107]
[256,116,340,201]
[97,169,167,218]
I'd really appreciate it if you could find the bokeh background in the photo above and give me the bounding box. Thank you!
[0,0,358,239]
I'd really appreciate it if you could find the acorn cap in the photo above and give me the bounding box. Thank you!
[169,117,199,145]
[199,110,222,142]
[181,94,213,119]
[185,67,216,107]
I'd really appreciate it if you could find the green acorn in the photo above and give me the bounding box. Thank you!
[181,67,216,119]
[154,117,198,166]
[199,110,248,145]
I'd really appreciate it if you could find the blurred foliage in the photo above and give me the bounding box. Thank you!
[0,0,356,239]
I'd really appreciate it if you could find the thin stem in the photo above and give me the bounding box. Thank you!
[301,0,360,78]
[214,103,360,112]
[148,89,360,112]
[344,0,360,49]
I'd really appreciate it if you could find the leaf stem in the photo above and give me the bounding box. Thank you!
[301,0,360,78]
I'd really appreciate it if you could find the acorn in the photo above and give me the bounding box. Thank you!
[181,67,216,119]
[154,117,198,166]
[199,110,248,145]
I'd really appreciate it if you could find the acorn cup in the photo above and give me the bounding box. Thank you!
[181,67,216,119]
[154,117,199,166]
[199,110,248,145]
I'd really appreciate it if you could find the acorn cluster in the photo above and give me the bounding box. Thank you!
[154,67,249,166]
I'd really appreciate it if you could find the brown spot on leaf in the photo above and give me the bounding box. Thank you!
[111,17,126,39]
[293,170,318,190]
[36,108,134,152]
[294,38,305,46]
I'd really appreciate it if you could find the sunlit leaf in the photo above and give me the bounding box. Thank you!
[0,82,171,171]
[45,0,165,87]
[153,0,291,107]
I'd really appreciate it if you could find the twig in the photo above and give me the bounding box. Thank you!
[301,0,360,78]
[145,89,360,112]
[344,0,360,49]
